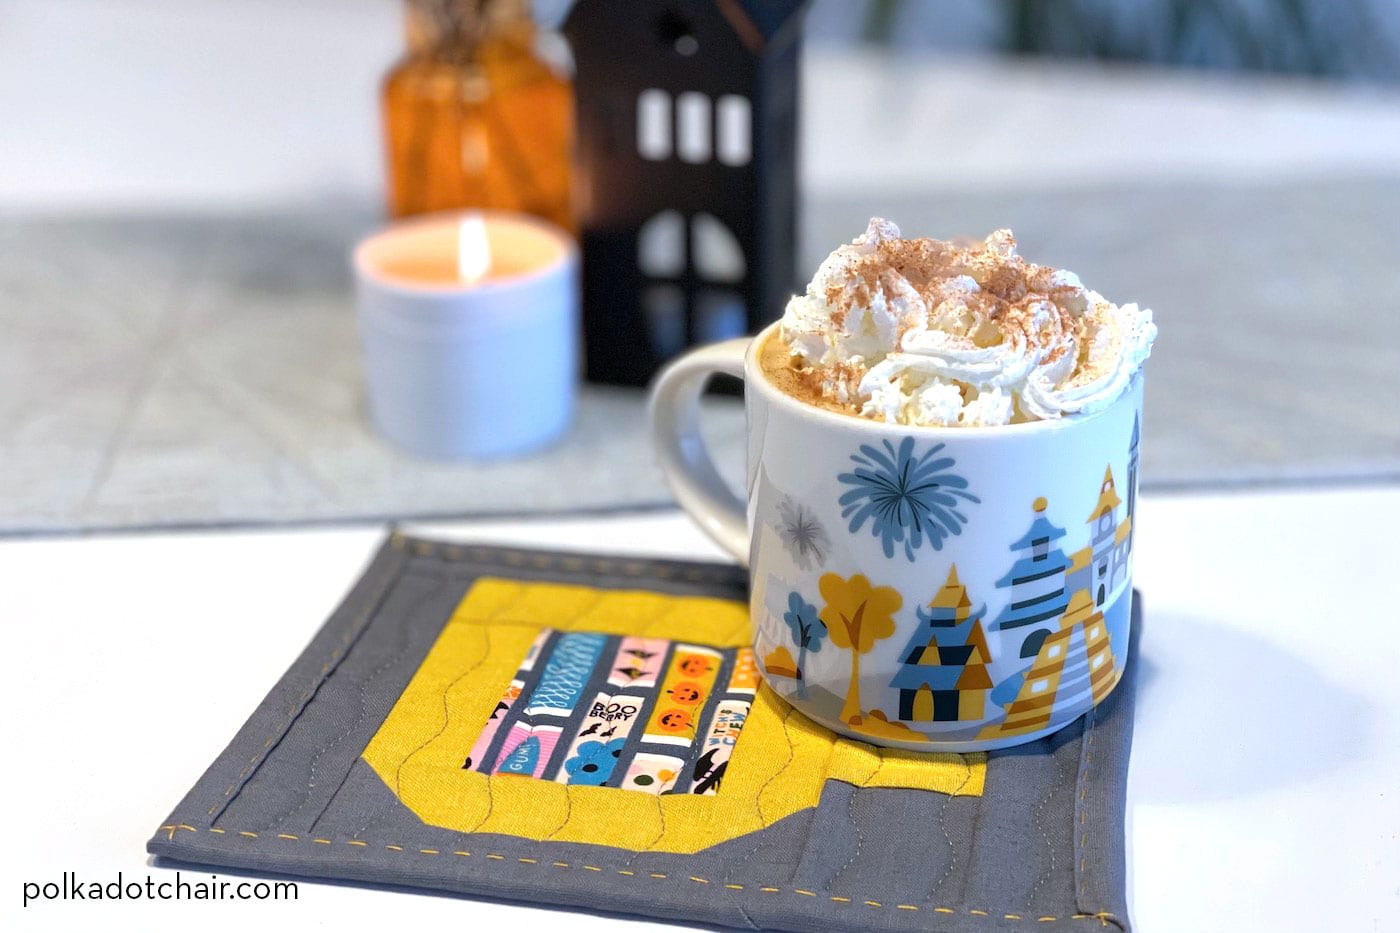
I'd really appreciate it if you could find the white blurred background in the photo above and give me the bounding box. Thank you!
[5,0,1399,210]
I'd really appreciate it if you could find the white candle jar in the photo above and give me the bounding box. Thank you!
[353,211,579,460]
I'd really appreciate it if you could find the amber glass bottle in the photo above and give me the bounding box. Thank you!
[382,0,573,230]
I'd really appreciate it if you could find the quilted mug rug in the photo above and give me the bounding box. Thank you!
[149,536,1137,932]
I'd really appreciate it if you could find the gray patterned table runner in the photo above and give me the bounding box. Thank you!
[8,176,1394,534]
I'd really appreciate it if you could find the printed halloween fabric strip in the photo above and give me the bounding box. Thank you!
[463,629,758,797]
[691,648,758,796]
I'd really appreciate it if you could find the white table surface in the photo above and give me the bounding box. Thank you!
[4,486,1398,933]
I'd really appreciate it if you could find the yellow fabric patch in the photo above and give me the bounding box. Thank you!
[363,577,984,855]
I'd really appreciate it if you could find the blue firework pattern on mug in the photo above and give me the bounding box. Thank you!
[837,438,980,560]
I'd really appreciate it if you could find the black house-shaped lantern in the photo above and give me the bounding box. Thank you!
[564,0,808,386]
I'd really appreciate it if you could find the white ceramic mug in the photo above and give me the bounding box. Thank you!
[649,322,1143,751]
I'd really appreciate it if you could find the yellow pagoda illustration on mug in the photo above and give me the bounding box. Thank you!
[890,566,993,723]
[976,415,1139,740]
[987,590,1117,738]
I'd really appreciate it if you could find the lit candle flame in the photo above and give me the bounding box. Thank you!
[457,214,491,284]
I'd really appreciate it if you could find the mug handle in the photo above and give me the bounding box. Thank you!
[647,339,751,566]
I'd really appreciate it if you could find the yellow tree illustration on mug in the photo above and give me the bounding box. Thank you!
[818,573,902,724]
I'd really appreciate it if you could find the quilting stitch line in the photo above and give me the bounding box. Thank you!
[391,537,746,588]
[1073,702,1110,921]
[831,742,905,892]
[294,579,437,834]
[926,747,976,906]
[204,538,408,823]
[151,823,1123,927]
[1029,724,1076,912]
[829,779,868,893]
[727,703,796,891]
[394,623,493,797]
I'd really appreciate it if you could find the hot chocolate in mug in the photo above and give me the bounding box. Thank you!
[649,323,1143,751]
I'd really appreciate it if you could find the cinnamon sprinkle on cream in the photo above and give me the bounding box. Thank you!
[773,219,1157,427]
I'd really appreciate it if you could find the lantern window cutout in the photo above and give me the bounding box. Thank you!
[636,211,745,284]
[637,211,686,277]
[637,89,672,160]
[716,96,752,166]
[644,285,688,358]
[695,289,746,342]
[637,212,747,353]
[637,91,750,167]
[676,92,712,163]
[691,213,744,282]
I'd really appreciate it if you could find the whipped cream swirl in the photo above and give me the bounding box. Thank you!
[779,219,1157,427]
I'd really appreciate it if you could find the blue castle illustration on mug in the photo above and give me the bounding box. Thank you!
[762,413,1140,743]
[973,413,1137,739]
